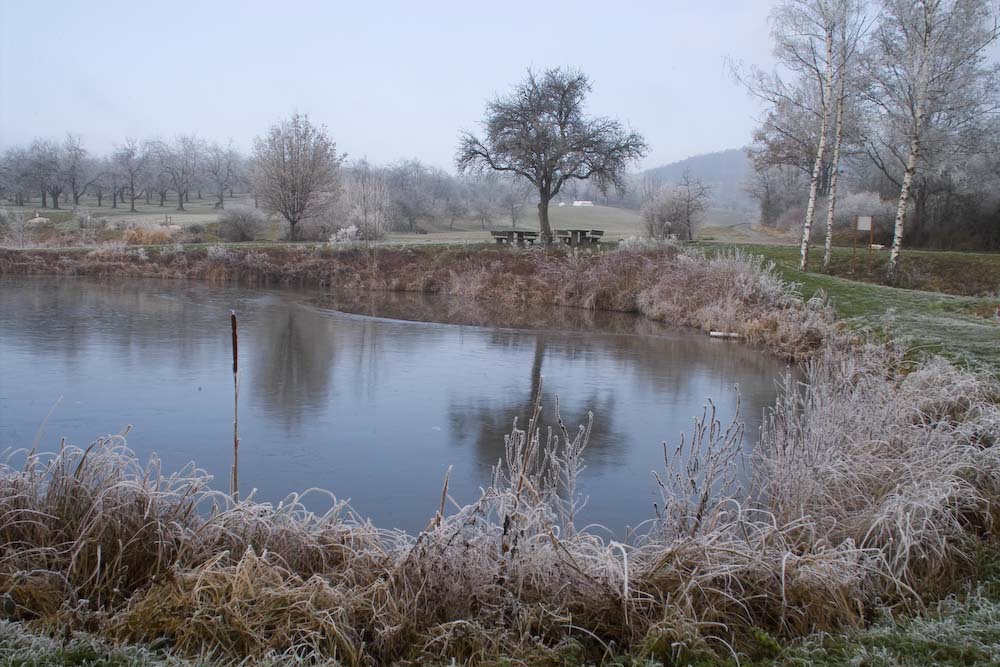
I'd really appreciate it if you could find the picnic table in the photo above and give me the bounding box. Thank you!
[491,230,539,246]
[556,229,604,246]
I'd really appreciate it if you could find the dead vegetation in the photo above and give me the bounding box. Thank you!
[0,244,835,361]
[0,340,996,665]
[0,242,996,664]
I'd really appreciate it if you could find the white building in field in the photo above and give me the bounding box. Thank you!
[572,200,594,207]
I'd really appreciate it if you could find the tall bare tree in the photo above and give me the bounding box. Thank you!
[62,134,101,206]
[252,113,342,240]
[864,0,999,279]
[822,1,870,270]
[457,68,647,242]
[203,141,240,210]
[113,138,149,212]
[347,159,390,240]
[27,140,62,209]
[641,170,712,240]
[152,136,203,211]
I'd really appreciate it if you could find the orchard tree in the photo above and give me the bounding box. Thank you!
[457,68,647,242]
[252,113,343,240]
[152,135,202,211]
[113,138,149,212]
[203,141,240,209]
[62,134,101,205]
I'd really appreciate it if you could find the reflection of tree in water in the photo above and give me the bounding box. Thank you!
[447,334,622,472]
[251,305,337,430]
[445,323,788,479]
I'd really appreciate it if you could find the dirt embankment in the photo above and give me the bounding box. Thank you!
[0,244,835,360]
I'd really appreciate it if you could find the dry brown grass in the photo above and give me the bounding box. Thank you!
[0,345,996,665]
[122,226,180,246]
[0,244,835,361]
[0,242,997,664]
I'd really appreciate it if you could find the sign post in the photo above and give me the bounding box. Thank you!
[856,215,873,274]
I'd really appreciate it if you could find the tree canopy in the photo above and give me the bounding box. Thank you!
[457,67,647,241]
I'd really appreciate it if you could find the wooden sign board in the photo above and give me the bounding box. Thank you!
[856,215,873,232]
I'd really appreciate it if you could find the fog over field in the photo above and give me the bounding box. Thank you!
[0,0,775,170]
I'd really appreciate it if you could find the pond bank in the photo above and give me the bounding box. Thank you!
[0,243,834,361]
[1,243,998,666]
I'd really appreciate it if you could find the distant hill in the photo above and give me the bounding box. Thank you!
[641,148,755,213]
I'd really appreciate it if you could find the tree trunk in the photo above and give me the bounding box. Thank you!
[289,220,298,241]
[51,191,60,209]
[73,191,81,205]
[888,139,920,281]
[178,190,186,211]
[217,190,225,209]
[159,191,166,207]
[130,185,137,212]
[888,51,929,280]
[197,189,202,200]
[41,191,48,208]
[799,27,835,272]
[823,74,847,271]
[229,188,234,198]
[145,190,151,205]
[97,190,103,207]
[536,194,553,243]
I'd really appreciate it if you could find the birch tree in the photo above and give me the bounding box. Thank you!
[822,0,870,270]
[736,1,854,269]
[864,0,999,279]
[771,1,841,270]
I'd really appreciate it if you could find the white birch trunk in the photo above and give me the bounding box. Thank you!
[823,67,847,271]
[888,23,931,281]
[888,133,921,280]
[799,26,835,272]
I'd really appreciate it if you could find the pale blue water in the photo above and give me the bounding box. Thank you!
[0,276,789,533]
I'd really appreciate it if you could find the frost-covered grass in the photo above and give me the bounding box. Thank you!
[701,243,1000,370]
[0,241,998,665]
[0,343,997,665]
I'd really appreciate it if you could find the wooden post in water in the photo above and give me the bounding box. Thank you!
[230,310,240,501]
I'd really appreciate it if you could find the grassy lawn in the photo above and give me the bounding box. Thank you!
[703,242,1000,371]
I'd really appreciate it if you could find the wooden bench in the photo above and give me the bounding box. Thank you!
[492,230,540,246]
[556,229,605,246]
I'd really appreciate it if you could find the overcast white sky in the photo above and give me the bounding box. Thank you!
[0,0,777,171]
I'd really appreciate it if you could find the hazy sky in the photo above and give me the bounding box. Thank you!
[0,0,776,171]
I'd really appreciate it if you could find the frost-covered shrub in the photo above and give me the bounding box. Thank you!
[329,224,360,245]
[206,244,232,262]
[218,207,266,242]
[87,240,127,258]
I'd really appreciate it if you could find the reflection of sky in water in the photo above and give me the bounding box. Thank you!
[0,276,791,534]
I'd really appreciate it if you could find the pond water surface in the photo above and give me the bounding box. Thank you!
[0,276,790,533]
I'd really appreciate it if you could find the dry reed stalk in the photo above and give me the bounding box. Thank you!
[230,310,239,501]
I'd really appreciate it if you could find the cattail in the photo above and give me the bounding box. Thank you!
[230,310,240,501]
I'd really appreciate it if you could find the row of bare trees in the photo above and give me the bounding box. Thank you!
[1,128,543,242]
[738,0,1000,277]
[0,135,251,213]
